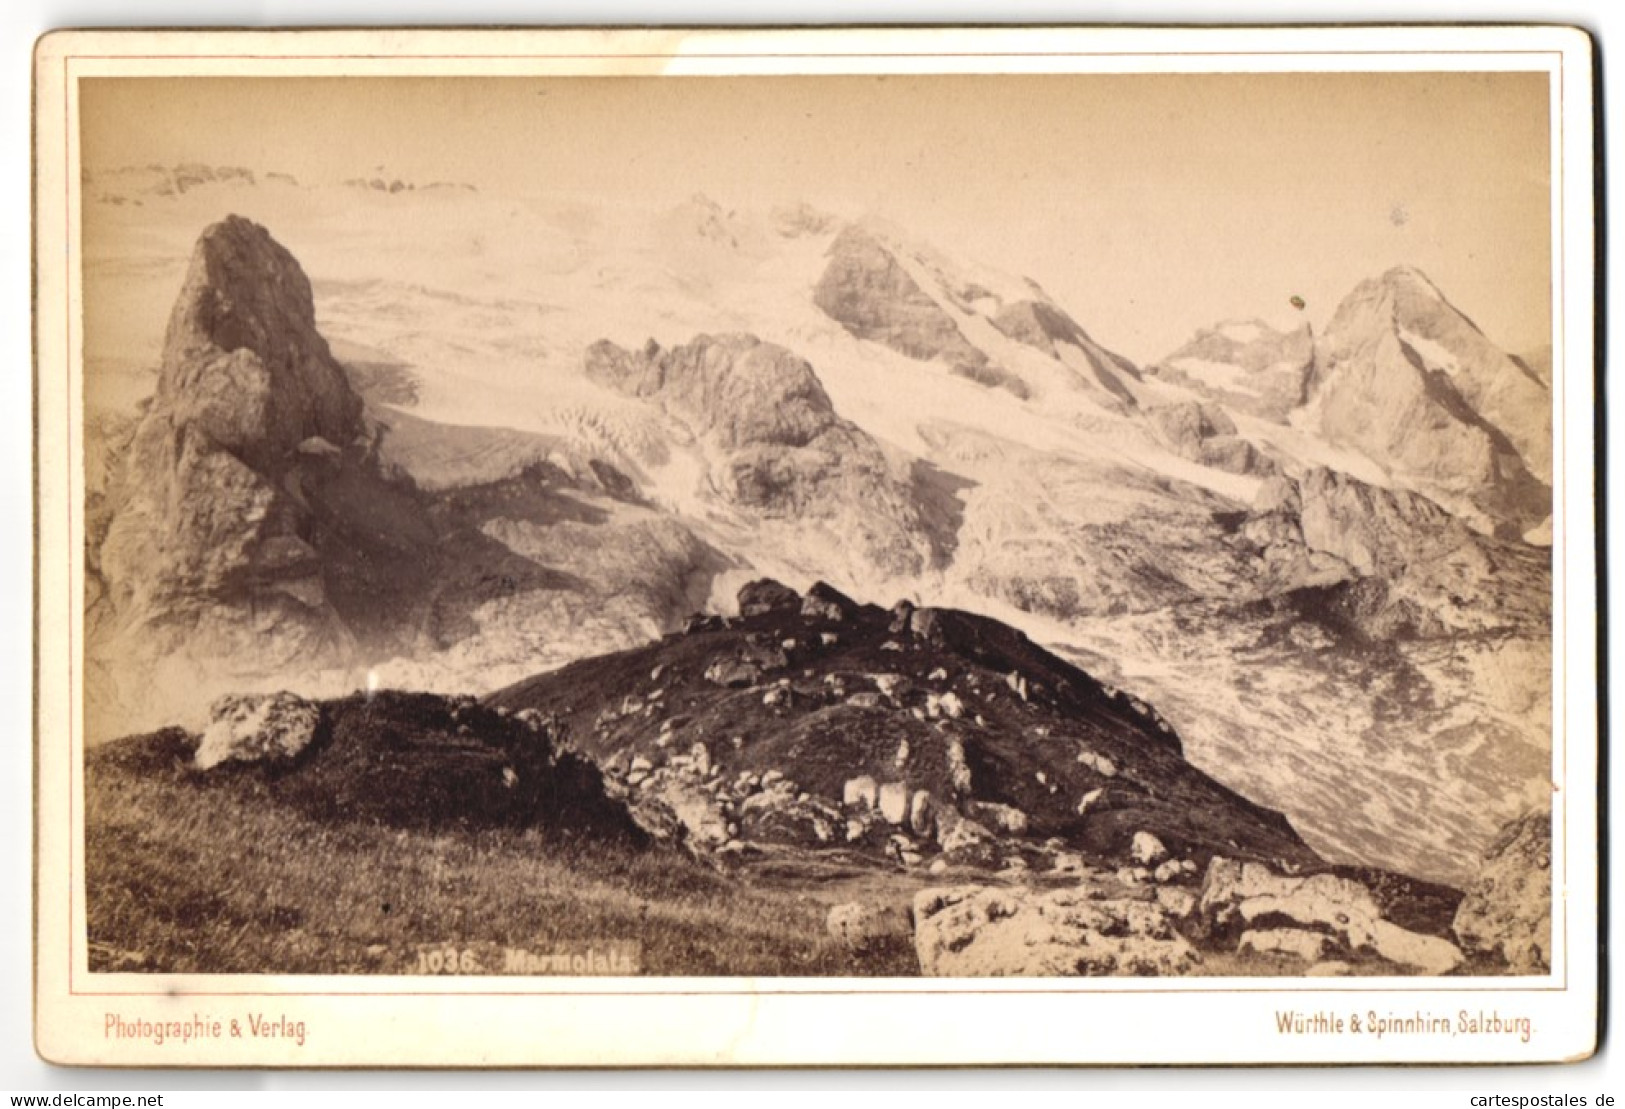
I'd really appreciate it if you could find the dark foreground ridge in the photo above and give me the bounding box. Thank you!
[90,579,1543,978]
[489,577,1321,874]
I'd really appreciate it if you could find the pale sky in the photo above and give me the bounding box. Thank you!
[80,72,1552,363]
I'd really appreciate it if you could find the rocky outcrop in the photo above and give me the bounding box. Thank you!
[91,218,369,737]
[913,885,1199,976]
[814,225,1028,398]
[154,215,363,470]
[737,578,802,618]
[1236,466,1551,639]
[1150,319,1314,423]
[1452,808,1552,973]
[1199,857,1463,974]
[825,902,909,952]
[1306,266,1549,535]
[194,692,322,771]
[584,333,936,577]
[1146,401,1276,476]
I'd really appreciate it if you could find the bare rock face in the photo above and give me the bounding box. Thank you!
[156,215,363,471]
[913,885,1199,976]
[1146,401,1276,477]
[1150,319,1314,423]
[1452,808,1552,973]
[1307,266,1549,536]
[1239,927,1331,963]
[91,218,368,738]
[1199,857,1463,975]
[814,224,1028,398]
[1240,466,1550,639]
[826,902,910,952]
[989,299,1140,405]
[194,691,322,771]
[1297,466,1464,578]
[585,333,936,577]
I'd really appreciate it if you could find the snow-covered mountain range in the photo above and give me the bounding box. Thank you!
[80,166,1552,886]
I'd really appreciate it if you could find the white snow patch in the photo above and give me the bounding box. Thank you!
[1167,356,1258,396]
[1398,329,1461,377]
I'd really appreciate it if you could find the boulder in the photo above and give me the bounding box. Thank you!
[878,781,910,825]
[826,902,909,953]
[913,886,1199,976]
[907,790,935,838]
[908,607,943,643]
[1130,831,1169,867]
[1451,808,1551,974]
[194,692,322,771]
[1239,928,1332,963]
[1154,887,1198,920]
[1200,858,1463,975]
[740,793,842,846]
[935,810,1000,868]
[1077,749,1117,778]
[927,691,966,720]
[802,580,856,619]
[1076,787,1106,816]
[736,578,802,618]
[842,775,879,811]
[704,659,762,688]
[969,800,1028,836]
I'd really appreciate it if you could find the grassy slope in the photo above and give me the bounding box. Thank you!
[85,730,917,976]
[84,729,1474,979]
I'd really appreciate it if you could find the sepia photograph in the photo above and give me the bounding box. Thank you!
[32,26,1598,1067]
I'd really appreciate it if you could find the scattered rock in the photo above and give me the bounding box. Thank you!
[801,581,855,621]
[1078,749,1118,778]
[826,902,908,952]
[969,801,1029,836]
[737,578,802,618]
[194,692,322,771]
[879,781,910,825]
[908,608,943,643]
[1452,808,1551,974]
[1076,787,1106,816]
[704,659,761,688]
[1200,857,1463,975]
[1239,928,1332,963]
[907,790,935,838]
[1130,831,1169,867]
[1155,886,1198,919]
[843,775,879,810]
[913,886,1200,976]
[935,810,999,867]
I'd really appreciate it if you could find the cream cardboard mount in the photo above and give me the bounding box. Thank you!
[32,25,1599,1067]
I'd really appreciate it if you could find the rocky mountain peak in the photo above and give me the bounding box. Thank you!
[814,224,1028,399]
[1308,264,1550,534]
[156,216,363,470]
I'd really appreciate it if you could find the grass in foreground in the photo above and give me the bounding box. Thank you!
[85,731,918,977]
